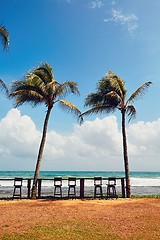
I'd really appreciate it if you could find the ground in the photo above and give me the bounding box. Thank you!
[0,198,160,240]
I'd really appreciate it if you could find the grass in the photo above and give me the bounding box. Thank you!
[131,194,160,198]
[1,222,118,240]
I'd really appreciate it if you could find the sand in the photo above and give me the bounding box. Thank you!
[0,198,160,239]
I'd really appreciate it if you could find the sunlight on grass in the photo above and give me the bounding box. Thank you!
[1,222,118,240]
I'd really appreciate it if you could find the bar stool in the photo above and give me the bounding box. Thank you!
[68,177,76,198]
[107,177,117,198]
[94,177,103,198]
[54,177,62,198]
[13,178,23,199]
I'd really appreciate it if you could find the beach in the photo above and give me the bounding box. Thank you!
[0,198,160,240]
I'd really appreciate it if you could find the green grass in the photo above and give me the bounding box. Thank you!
[0,222,118,240]
[131,194,160,198]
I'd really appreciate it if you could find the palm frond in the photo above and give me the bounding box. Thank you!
[85,92,103,106]
[10,81,49,107]
[32,63,53,84]
[81,104,116,118]
[106,71,126,99]
[126,105,136,122]
[98,76,114,94]
[85,91,121,108]
[58,100,82,122]
[0,25,9,51]
[104,91,122,106]
[55,81,80,98]
[0,79,9,95]
[10,89,45,107]
[127,81,152,104]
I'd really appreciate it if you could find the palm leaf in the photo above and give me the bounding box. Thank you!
[55,81,80,98]
[106,71,126,99]
[85,92,104,106]
[58,100,82,122]
[10,82,48,107]
[33,63,53,85]
[10,89,44,107]
[0,25,9,51]
[0,79,8,95]
[127,81,152,104]
[104,91,122,105]
[81,104,116,117]
[126,105,136,122]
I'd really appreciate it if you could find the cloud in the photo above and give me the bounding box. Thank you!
[104,8,138,36]
[89,0,104,9]
[111,0,116,5]
[0,109,160,171]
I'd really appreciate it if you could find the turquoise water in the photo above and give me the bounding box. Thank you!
[0,171,160,197]
[0,171,160,186]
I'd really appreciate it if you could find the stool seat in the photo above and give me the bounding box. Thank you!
[107,177,117,198]
[13,178,23,199]
[68,177,76,198]
[94,177,103,198]
[54,177,62,198]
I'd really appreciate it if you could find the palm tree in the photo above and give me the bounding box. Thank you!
[0,25,9,50]
[81,70,152,198]
[10,62,82,199]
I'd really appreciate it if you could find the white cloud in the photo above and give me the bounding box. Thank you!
[104,8,138,36]
[0,109,160,171]
[111,0,116,5]
[89,0,104,9]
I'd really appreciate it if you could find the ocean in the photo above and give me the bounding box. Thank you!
[0,171,160,198]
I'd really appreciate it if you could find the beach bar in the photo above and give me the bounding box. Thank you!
[0,177,126,199]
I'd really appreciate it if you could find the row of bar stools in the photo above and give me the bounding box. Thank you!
[54,177,76,198]
[13,177,23,199]
[94,177,117,198]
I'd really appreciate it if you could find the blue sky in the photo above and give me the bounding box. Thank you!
[0,0,160,171]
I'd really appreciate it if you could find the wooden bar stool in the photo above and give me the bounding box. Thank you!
[68,177,76,198]
[13,178,23,199]
[54,177,62,198]
[107,177,117,198]
[94,177,103,198]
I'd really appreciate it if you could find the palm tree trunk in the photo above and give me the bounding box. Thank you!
[121,110,131,198]
[31,106,52,199]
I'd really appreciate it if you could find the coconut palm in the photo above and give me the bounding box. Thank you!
[10,62,82,199]
[0,25,9,50]
[81,70,152,198]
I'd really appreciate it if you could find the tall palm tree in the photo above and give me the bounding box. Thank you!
[10,62,82,199]
[81,70,152,198]
[0,25,9,50]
